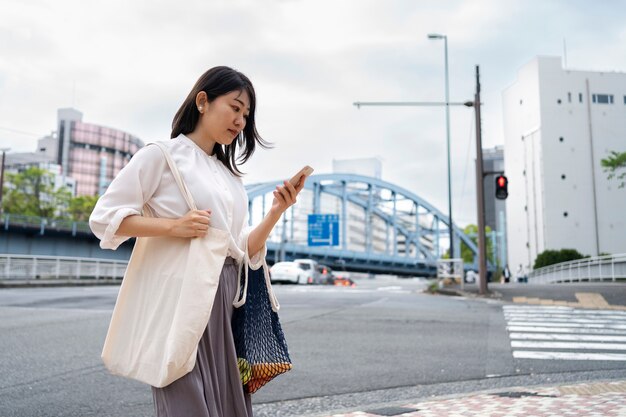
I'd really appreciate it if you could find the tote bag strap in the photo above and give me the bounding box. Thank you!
[234,247,280,313]
[149,142,197,211]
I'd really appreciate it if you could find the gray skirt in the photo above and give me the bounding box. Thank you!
[152,257,253,417]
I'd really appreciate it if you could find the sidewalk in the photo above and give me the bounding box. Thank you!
[319,379,626,416]
[437,282,626,309]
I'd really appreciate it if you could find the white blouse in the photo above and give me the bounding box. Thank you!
[89,134,265,266]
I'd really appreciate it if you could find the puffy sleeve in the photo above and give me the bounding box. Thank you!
[89,144,166,250]
[236,194,267,270]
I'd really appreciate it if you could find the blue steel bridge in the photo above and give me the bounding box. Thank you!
[0,173,485,277]
[246,173,481,277]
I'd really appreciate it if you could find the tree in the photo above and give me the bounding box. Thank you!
[601,150,626,188]
[68,195,99,222]
[533,249,586,269]
[459,224,495,265]
[2,167,72,219]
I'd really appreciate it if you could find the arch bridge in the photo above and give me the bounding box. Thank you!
[246,173,482,277]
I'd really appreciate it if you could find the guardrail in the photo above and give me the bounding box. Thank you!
[0,254,128,281]
[1,214,92,235]
[528,253,626,284]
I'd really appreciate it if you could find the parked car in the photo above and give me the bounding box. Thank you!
[293,258,322,284]
[316,264,335,284]
[325,269,356,287]
[270,260,321,285]
[465,270,477,283]
[269,262,307,284]
[328,274,356,287]
[464,270,494,283]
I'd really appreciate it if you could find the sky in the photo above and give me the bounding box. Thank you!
[1,0,625,226]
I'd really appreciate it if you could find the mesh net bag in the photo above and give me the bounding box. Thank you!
[232,264,292,394]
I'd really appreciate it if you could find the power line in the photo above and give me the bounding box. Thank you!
[0,126,43,137]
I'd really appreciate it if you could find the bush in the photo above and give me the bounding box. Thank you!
[533,249,586,269]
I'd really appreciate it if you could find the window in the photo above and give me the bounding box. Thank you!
[624,95,626,105]
[568,92,572,103]
[579,93,583,103]
[592,94,614,104]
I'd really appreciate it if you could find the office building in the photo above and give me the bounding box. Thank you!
[503,56,626,272]
[48,108,144,196]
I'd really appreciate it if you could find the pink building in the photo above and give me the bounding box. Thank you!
[40,108,144,196]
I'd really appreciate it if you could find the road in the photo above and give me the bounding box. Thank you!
[1,278,625,416]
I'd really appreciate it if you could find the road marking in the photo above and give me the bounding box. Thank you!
[507,325,626,334]
[511,340,626,350]
[575,292,610,308]
[512,351,626,361]
[506,321,626,329]
[511,292,616,309]
[503,306,626,316]
[504,316,623,324]
[281,287,411,295]
[377,286,403,291]
[504,311,626,318]
[509,332,626,342]
[504,304,626,361]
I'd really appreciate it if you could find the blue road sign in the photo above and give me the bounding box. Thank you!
[308,214,339,246]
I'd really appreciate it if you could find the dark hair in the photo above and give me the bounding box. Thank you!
[171,66,271,176]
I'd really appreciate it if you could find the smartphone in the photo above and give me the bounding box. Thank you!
[288,165,314,187]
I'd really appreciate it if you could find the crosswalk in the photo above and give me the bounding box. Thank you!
[503,305,626,361]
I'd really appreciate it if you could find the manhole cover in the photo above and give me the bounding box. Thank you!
[364,406,420,416]
[493,391,556,398]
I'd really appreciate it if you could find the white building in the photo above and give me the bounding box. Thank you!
[5,153,76,196]
[503,56,626,272]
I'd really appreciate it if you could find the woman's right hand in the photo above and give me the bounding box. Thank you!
[170,209,211,238]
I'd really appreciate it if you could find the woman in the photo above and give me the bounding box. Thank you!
[89,66,305,417]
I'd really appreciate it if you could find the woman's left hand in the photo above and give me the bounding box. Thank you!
[271,178,306,215]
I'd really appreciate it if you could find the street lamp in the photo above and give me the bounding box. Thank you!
[353,66,488,294]
[427,33,455,259]
[0,147,11,216]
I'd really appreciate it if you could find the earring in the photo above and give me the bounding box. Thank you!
[198,106,203,112]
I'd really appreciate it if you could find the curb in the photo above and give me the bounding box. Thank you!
[0,280,121,288]
[432,287,503,299]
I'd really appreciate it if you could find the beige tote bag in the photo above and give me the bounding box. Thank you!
[101,142,230,388]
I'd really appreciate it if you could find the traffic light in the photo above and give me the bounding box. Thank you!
[495,175,508,200]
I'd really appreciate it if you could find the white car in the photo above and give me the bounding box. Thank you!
[465,270,478,283]
[293,258,322,284]
[270,261,310,284]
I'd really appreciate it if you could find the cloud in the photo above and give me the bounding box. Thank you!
[1,0,625,227]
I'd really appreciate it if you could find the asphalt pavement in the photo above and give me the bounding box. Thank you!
[1,278,625,416]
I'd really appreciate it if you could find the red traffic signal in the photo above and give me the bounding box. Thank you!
[495,175,508,200]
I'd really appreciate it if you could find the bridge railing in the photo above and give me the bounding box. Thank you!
[528,253,626,284]
[2,214,92,235]
[0,254,128,281]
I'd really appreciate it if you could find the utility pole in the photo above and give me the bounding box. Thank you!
[0,148,10,216]
[473,65,488,295]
